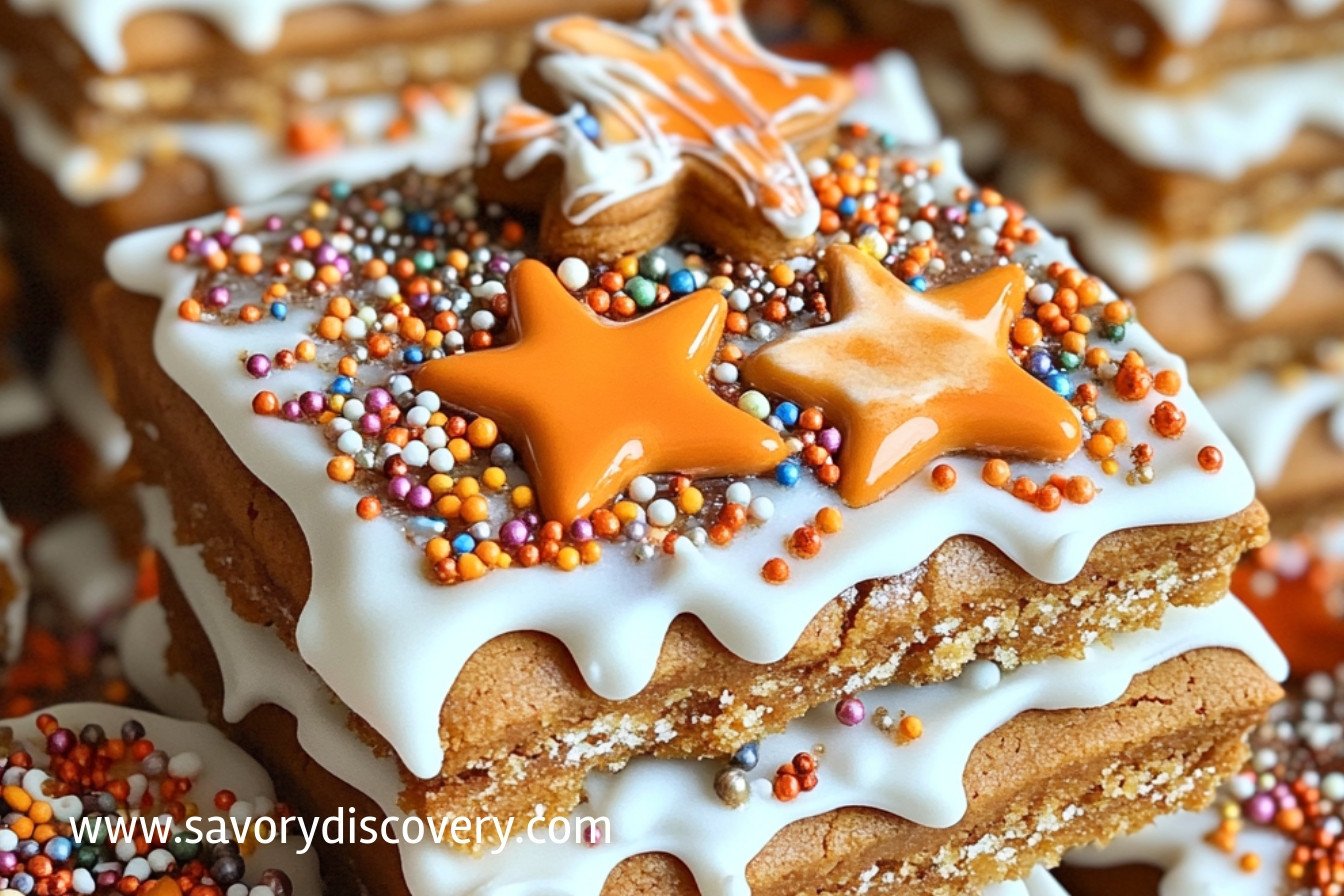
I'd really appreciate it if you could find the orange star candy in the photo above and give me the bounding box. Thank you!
[743,246,1083,507]
[413,260,790,524]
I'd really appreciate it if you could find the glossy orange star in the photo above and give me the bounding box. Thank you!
[413,260,790,523]
[743,246,1083,507]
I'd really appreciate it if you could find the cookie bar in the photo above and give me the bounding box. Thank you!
[0,702,319,895]
[146,480,1285,895]
[1011,0,1344,88]
[849,0,1344,240]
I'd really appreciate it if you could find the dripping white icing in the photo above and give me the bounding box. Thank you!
[28,512,135,625]
[117,597,209,722]
[0,701,321,894]
[0,55,479,207]
[1132,0,1344,46]
[107,138,1256,780]
[907,0,1344,178]
[0,505,29,663]
[1204,368,1344,488]
[1066,808,1293,895]
[0,368,53,440]
[141,482,1285,896]
[1001,155,1344,321]
[46,332,132,472]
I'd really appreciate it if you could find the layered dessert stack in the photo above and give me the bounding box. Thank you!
[93,1,1288,893]
[844,0,1344,532]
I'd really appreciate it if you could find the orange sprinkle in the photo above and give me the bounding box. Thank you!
[931,464,957,491]
[982,458,1011,488]
[761,557,790,584]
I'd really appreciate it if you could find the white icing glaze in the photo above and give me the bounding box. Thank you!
[28,512,135,624]
[1001,155,1344,321]
[0,505,29,663]
[0,55,479,206]
[116,597,209,722]
[842,51,942,146]
[46,332,132,472]
[7,0,477,73]
[1066,807,1293,895]
[1133,0,1344,45]
[0,368,53,440]
[0,701,321,894]
[107,138,1257,780]
[488,0,834,240]
[908,0,1344,178]
[1205,368,1344,488]
[140,482,1286,896]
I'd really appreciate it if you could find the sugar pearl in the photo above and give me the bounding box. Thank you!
[557,257,590,291]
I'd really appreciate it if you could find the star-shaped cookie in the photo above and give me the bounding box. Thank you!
[477,0,853,260]
[414,260,790,523]
[743,246,1083,507]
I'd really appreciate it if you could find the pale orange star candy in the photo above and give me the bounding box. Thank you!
[413,260,790,524]
[478,0,853,260]
[743,245,1083,507]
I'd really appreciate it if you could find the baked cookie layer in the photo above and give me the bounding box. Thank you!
[156,552,1283,896]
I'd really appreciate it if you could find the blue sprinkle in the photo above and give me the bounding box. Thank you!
[775,461,801,487]
[667,269,696,295]
[879,132,897,150]
[408,517,446,535]
[406,211,434,236]
[775,401,800,427]
[1104,322,1126,342]
[1046,371,1074,399]
[1058,351,1081,371]
[331,376,354,396]
[11,872,33,895]
[269,301,288,321]
[43,837,72,862]
[329,180,352,200]
[403,346,425,365]
[909,275,928,292]
[1025,351,1053,378]
[730,741,759,771]
[451,533,477,555]
[968,199,986,213]
[838,196,858,218]
[576,114,601,141]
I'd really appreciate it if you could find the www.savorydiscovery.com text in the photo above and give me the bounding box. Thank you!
[72,808,610,857]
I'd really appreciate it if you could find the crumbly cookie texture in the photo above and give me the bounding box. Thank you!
[159,561,1278,896]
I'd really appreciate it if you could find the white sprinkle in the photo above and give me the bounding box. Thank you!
[647,499,676,527]
[629,476,657,504]
[429,448,456,473]
[749,496,774,521]
[725,481,752,505]
[557,257,590,291]
[401,441,430,467]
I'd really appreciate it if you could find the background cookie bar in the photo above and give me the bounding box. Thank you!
[0,0,644,371]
